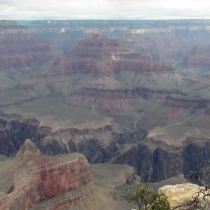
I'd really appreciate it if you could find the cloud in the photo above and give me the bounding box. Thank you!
[0,0,210,20]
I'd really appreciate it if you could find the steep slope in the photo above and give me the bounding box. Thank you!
[0,140,93,210]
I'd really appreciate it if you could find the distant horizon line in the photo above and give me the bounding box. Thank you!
[13,18,210,20]
[3,18,210,21]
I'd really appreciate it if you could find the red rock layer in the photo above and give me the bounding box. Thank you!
[0,140,93,210]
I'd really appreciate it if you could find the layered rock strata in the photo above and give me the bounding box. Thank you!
[0,21,61,90]
[0,140,93,210]
[50,34,175,75]
[166,95,208,109]
[2,113,210,184]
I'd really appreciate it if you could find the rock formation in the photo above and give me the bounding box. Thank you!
[112,128,210,182]
[2,112,210,184]
[50,34,175,74]
[0,139,139,210]
[160,183,210,209]
[0,139,94,210]
[0,33,180,105]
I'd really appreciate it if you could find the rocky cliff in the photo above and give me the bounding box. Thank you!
[112,132,210,183]
[112,139,182,182]
[0,139,94,210]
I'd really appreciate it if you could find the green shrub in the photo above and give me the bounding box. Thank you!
[127,183,170,210]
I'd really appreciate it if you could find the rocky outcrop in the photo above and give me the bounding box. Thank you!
[160,183,210,209]
[0,140,93,210]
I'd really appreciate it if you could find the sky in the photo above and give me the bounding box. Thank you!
[0,0,210,20]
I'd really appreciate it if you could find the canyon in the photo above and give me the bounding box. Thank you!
[1,19,210,209]
[0,139,138,210]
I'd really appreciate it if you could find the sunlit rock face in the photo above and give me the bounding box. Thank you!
[0,139,93,210]
[160,183,210,209]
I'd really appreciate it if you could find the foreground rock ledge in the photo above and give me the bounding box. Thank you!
[160,183,210,208]
[0,139,93,210]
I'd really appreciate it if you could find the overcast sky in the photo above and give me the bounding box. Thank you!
[0,0,210,20]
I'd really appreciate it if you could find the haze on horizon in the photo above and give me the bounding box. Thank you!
[0,0,210,20]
